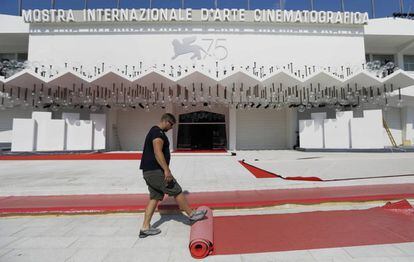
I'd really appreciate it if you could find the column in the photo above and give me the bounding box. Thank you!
[228,107,237,151]
[402,106,414,146]
[285,108,298,149]
[106,108,119,151]
[166,103,174,151]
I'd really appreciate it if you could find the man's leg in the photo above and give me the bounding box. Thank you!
[174,192,193,216]
[141,199,159,230]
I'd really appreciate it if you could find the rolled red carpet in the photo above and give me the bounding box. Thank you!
[189,206,214,259]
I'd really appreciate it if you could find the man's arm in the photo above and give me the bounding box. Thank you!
[153,138,173,182]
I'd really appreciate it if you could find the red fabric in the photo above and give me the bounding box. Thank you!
[1,183,414,215]
[239,160,280,178]
[240,161,414,182]
[0,153,142,161]
[381,199,413,210]
[189,206,214,259]
[213,200,414,255]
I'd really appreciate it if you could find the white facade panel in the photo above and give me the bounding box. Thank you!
[65,120,93,151]
[383,108,402,146]
[323,118,350,149]
[403,107,414,145]
[32,111,52,122]
[0,108,34,143]
[236,109,286,150]
[36,119,65,151]
[11,118,36,152]
[117,108,165,151]
[299,119,325,149]
[28,24,365,72]
[90,113,107,150]
[351,109,384,149]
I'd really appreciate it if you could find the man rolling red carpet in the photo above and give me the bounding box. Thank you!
[139,113,207,238]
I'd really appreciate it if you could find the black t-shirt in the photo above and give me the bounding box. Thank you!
[140,126,171,172]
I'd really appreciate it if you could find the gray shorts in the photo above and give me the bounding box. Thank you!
[143,169,182,201]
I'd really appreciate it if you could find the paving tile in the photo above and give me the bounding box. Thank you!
[9,236,79,249]
[102,247,172,262]
[0,248,13,258]
[343,244,407,258]
[0,236,23,249]
[393,242,414,256]
[63,226,120,237]
[68,236,137,249]
[65,248,112,262]
[0,248,77,262]
[309,247,353,260]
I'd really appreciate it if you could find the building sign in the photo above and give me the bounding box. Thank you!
[172,37,228,61]
[22,8,369,25]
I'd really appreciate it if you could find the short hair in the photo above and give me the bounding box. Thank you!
[161,113,176,124]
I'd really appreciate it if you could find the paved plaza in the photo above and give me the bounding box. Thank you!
[1,150,414,261]
[1,151,414,196]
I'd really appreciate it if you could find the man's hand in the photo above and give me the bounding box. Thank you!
[164,169,174,183]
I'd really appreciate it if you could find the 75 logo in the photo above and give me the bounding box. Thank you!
[201,38,228,61]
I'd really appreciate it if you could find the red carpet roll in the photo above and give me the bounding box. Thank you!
[189,206,214,259]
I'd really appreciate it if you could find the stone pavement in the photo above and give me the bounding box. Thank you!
[1,202,414,262]
[1,150,414,196]
[1,150,414,261]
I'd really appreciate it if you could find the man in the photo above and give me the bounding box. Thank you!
[139,113,207,238]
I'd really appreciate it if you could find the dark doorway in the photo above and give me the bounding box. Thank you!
[177,111,227,150]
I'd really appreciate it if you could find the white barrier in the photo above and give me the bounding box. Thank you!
[36,119,65,151]
[299,120,325,148]
[11,119,36,152]
[90,114,106,150]
[350,109,384,149]
[66,120,93,150]
[300,109,384,149]
[11,112,106,152]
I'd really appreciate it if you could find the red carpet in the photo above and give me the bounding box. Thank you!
[0,152,142,160]
[1,183,414,215]
[241,160,414,181]
[213,200,414,255]
[240,160,322,180]
[239,160,279,178]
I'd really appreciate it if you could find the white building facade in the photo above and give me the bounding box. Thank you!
[1,8,414,152]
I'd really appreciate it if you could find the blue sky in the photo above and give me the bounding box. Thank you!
[0,0,412,18]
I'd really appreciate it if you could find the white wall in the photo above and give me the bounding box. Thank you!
[236,108,287,150]
[28,22,365,73]
[285,107,298,149]
[65,120,93,150]
[116,107,165,151]
[299,112,326,149]
[350,109,384,149]
[90,113,107,150]
[383,107,402,146]
[11,118,36,151]
[403,107,414,145]
[0,108,42,144]
[36,119,65,151]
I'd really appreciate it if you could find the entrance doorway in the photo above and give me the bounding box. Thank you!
[177,111,227,150]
